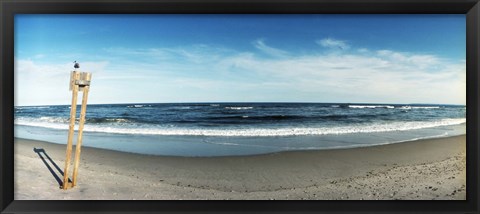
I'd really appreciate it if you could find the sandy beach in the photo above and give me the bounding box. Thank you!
[14,135,466,200]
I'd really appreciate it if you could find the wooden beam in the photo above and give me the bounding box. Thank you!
[72,85,90,187]
[63,72,79,189]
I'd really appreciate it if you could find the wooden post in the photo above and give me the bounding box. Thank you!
[62,71,91,190]
[63,71,80,189]
[72,73,91,187]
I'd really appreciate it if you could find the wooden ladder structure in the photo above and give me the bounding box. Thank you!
[62,70,92,190]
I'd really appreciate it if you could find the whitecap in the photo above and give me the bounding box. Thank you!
[225,107,254,110]
[14,117,466,137]
[349,105,394,109]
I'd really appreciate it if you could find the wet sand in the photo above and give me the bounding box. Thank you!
[14,135,466,200]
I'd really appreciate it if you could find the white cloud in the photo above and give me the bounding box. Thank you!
[103,45,232,64]
[14,60,109,106]
[253,39,289,58]
[357,48,369,53]
[376,50,441,70]
[214,49,465,104]
[316,38,350,50]
[15,43,465,105]
[34,54,45,59]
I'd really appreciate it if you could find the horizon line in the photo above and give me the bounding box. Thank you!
[15,101,467,107]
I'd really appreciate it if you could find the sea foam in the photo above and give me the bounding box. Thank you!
[15,117,466,137]
[349,105,395,109]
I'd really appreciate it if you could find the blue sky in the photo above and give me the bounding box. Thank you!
[15,14,466,106]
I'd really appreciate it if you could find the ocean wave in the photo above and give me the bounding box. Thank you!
[399,106,412,110]
[204,113,391,121]
[348,105,441,110]
[14,118,466,137]
[173,106,191,110]
[399,106,440,110]
[206,115,304,120]
[225,106,254,110]
[15,119,70,130]
[127,104,152,108]
[88,118,133,123]
[17,106,50,109]
[349,105,395,109]
[16,116,134,124]
[411,106,440,109]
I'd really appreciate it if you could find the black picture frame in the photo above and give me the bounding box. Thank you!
[1,0,479,213]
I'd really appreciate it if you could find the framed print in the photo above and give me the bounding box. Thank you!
[1,0,479,213]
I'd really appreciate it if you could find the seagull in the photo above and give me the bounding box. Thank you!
[74,61,80,69]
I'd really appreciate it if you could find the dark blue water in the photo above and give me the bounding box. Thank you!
[14,103,466,156]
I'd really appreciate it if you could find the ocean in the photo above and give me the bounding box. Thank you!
[14,103,466,157]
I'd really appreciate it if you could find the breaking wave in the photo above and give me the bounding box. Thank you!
[15,117,465,137]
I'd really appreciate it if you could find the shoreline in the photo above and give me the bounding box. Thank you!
[14,132,465,158]
[14,135,466,200]
[13,122,466,157]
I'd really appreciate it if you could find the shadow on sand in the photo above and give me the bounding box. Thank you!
[33,147,71,188]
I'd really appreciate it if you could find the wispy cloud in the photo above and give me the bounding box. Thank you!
[15,60,109,105]
[253,39,289,58]
[214,47,465,104]
[34,54,45,59]
[316,38,350,50]
[357,48,369,53]
[103,45,232,63]
[376,50,440,69]
[15,41,465,105]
